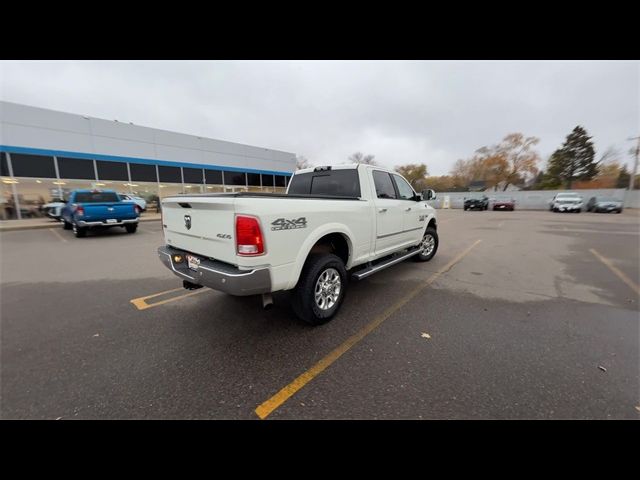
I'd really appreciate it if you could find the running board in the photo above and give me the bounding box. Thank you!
[351,247,422,281]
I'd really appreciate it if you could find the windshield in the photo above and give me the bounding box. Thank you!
[466,193,485,199]
[597,197,619,202]
[494,195,512,201]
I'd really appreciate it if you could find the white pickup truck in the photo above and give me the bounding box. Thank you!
[158,164,439,324]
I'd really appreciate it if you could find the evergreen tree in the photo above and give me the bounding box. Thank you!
[548,126,598,189]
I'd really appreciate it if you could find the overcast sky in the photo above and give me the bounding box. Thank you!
[1,60,638,175]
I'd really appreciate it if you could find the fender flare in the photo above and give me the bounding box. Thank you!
[286,223,355,290]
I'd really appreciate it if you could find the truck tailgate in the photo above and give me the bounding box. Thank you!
[162,197,238,265]
[82,203,137,221]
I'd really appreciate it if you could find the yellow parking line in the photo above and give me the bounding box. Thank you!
[254,238,482,420]
[590,248,640,296]
[130,287,208,310]
[48,228,68,243]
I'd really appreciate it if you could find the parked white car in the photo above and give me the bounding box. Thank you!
[158,164,438,324]
[549,192,583,212]
[118,193,146,212]
[42,200,66,220]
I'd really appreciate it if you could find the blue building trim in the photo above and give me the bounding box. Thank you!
[0,144,293,177]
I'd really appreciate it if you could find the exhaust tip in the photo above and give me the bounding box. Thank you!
[262,293,274,310]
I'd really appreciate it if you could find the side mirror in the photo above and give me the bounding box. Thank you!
[422,189,436,201]
[414,193,423,202]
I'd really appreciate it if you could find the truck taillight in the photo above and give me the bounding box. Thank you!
[76,205,85,217]
[235,215,265,256]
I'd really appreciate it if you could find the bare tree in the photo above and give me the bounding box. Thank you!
[597,146,620,166]
[348,151,377,165]
[296,155,312,170]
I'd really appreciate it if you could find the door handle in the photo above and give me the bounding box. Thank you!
[378,208,387,213]
[405,207,412,211]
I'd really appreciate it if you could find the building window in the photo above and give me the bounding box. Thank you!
[57,157,96,180]
[275,175,286,187]
[96,160,129,181]
[130,163,158,182]
[224,171,246,186]
[247,173,261,186]
[205,169,223,185]
[9,153,57,178]
[183,167,204,184]
[158,166,182,183]
[261,174,274,187]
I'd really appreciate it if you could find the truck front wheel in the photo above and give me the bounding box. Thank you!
[292,253,347,326]
[413,226,439,262]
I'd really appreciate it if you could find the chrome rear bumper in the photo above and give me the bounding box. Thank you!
[157,245,271,296]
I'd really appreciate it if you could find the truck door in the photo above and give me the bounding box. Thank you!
[391,173,423,245]
[372,170,405,256]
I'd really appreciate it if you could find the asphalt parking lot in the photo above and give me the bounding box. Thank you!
[1,209,639,419]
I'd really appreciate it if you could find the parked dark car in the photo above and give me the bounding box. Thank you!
[586,196,623,213]
[490,195,516,211]
[463,193,489,211]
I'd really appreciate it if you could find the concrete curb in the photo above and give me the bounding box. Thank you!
[0,216,161,232]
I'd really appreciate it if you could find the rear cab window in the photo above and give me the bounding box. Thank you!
[288,169,361,197]
[75,192,120,203]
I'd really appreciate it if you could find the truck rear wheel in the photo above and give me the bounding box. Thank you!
[63,220,71,230]
[125,224,138,233]
[73,224,87,238]
[292,253,347,326]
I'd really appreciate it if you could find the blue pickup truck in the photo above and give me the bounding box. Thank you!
[61,189,140,238]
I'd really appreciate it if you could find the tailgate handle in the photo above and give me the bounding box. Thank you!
[178,203,192,208]
[378,208,387,213]
[405,207,412,211]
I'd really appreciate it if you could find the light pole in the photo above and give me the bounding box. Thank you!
[629,136,640,191]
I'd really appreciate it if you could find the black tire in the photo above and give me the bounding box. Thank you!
[125,223,138,234]
[463,206,468,211]
[291,253,347,326]
[413,226,439,262]
[63,220,71,230]
[73,224,87,238]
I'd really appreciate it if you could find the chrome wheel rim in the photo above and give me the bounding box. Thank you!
[314,268,341,310]
[420,234,435,256]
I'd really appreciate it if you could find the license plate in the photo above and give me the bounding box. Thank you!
[106,219,118,224]
[187,254,200,271]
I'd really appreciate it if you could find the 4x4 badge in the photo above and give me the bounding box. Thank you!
[271,217,307,231]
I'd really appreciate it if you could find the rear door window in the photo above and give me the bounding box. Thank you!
[372,171,397,199]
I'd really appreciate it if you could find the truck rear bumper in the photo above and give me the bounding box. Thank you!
[76,218,138,227]
[157,245,271,296]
